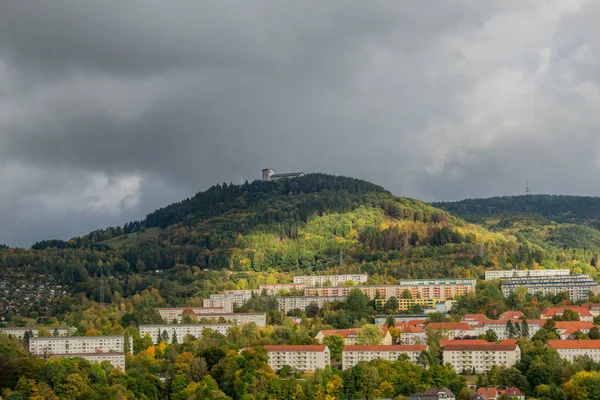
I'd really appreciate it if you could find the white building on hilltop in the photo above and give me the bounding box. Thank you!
[262,169,305,182]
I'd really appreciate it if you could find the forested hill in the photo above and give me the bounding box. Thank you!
[2,174,600,309]
[434,195,600,227]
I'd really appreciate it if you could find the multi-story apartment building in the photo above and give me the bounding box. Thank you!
[442,342,521,373]
[375,315,429,325]
[500,275,600,302]
[426,323,476,339]
[0,327,73,339]
[258,283,305,295]
[276,295,347,313]
[47,353,126,370]
[485,269,571,280]
[583,303,600,317]
[398,325,427,345]
[156,307,226,322]
[305,279,475,301]
[376,298,437,311]
[541,306,594,322]
[139,324,231,344]
[474,319,544,340]
[342,345,427,369]
[194,313,266,327]
[548,340,600,363]
[293,274,368,286]
[315,327,392,346]
[263,345,330,372]
[29,336,130,356]
[202,292,252,312]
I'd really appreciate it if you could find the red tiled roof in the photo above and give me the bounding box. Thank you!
[542,307,593,317]
[554,321,595,334]
[343,345,427,352]
[264,345,327,352]
[427,322,474,331]
[443,343,518,351]
[548,340,600,349]
[477,387,498,399]
[462,314,488,321]
[401,325,425,333]
[501,339,519,345]
[499,311,524,319]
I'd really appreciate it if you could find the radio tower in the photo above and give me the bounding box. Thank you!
[526,181,530,195]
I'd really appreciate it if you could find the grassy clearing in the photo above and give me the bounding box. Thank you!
[101,227,162,249]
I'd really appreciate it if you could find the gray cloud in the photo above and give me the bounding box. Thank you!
[0,0,599,247]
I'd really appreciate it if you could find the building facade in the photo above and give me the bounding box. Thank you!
[293,274,368,286]
[500,275,600,302]
[0,327,73,339]
[47,352,126,370]
[541,306,594,322]
[485,269,571,280]
[258,283,306,295]
[305,279,475,301]
[442,342,521,373]
[156,307,226,322]
[548,340,600,363]
[139,324,231,344]
[194,313,266,327]
[263,345,330,372]
[342,345,427,370]
[276,295,347,313]
[29,336,130,356]
[474,319,544,340]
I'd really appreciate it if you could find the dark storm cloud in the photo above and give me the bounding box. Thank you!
[0,0,599,247]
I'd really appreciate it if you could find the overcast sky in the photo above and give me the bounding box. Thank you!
[1,1,600,247]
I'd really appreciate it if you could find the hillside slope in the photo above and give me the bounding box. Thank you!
[1,176,598,309]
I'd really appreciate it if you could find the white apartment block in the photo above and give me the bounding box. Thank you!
[276,295,347,313]
[29,336,130,356]
[474,319,543,340]
[203,296,235,313]
[156,307,226,322]
[443,342,521,373]
[501,275,600,302]
[258,283,306,295]
[194,313,266,327]
[139,324,231,343]
[47,352,126,370]
[293,274,368,286]
[548,340,600,363]
[0,327,73,339]
[305,279,476,301]
[485,269,571,280]
[342,345,428,370]
[263,345,330,372]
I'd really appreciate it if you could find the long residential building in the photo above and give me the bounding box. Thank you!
[139,324,231,344]
[263,345,330,372]
[342,345,427,370]
[293,274,368,286]
[426,322,476,339]
[485,269,571,280]
[474,319,544,340]
[442,342,521,373]
[276,295,347,313]
[29,335,130,356]
[541,306,594,322]
[305,279,475,301]
[156,307,226,322]
[258,283,305,295]
[47,352,126,370]
[0,327,73,339]
[500,275,600,302]
[548,340,600,363]
[194,313,266,327]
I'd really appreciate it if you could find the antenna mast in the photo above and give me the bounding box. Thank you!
[526,181,530,195]
[339,247,343,268]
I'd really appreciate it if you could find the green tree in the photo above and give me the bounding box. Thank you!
[561,309,580,321]
[588,326,600,340]
[358,324,383,345]
[485,329,499,343]
[347,289,369,313]
[323,334,345,361]
[383,296,399,313]
[521,319,530,338]
[506,320,517,339]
